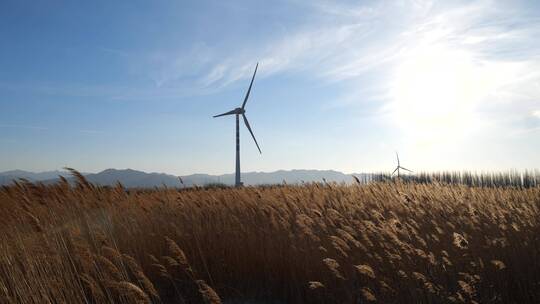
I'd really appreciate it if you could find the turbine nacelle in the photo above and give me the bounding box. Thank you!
[212,107,245,118]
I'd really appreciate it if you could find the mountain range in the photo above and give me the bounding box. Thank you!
[0,169,368,188]
[0,170,74,186]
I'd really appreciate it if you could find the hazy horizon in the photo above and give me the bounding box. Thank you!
[1,0,539,175]
[2,167,540,178]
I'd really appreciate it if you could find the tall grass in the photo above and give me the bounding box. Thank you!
[0,172,539,303]
[368,170,540,188]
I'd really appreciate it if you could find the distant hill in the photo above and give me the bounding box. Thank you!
[180,169,362,186]
[1,168,368,188]
[0,170,73,185]
[78,169,181,188]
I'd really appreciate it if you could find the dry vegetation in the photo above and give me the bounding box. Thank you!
[1,172,539,303]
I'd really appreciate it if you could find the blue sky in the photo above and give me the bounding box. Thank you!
[1,0,539,175]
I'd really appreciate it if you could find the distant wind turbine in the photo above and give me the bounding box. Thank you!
[392,152,412,178]
[213,63,261,187]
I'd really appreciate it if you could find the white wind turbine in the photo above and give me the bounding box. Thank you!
[392,152,412,178]
[213,63,261,187]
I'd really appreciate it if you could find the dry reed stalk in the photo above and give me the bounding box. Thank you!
[122,254,160,301]
[106,281,151,304]
[95,255,124,281]
[308,281,325,289]
[323,258,345,280]
[490,260,506,270]
[360,287,377,302]
[197,280,222,304]
[164,237,190,269]
[355,264,375,280]
[79,273,106,303]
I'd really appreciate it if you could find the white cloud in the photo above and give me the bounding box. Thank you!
[20,0,534,138]
[193,1,536,83]
[177,1,540,148]
[0,124,48,131]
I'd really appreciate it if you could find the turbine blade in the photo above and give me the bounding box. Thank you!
[396,151,400,166]
[392,167,398,175]
[241,63,258,109]
[242,114,261,154]
[213,109,236,118]
[400,166,413,173]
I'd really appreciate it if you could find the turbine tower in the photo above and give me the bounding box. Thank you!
[213,63,261,187]
[392,152,412,178]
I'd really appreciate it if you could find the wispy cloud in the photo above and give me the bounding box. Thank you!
[4,0,538,128]
[0,124,48,131]
[177,1,539,140]
[79,129,104,135]
[0,123,103,136]
[185,1,539,88]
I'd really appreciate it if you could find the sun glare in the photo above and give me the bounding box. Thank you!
[390,44,491,145]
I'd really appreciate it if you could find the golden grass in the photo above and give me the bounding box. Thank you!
[0,175,539,303]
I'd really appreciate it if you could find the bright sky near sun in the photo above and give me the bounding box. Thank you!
[1,0,539,175]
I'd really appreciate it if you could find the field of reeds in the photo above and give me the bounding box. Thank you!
[364,170,540,188]
[1,171,539,303]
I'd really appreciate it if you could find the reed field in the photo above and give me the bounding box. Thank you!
[1,171,539,303]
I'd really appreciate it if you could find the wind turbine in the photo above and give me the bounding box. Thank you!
[213,63,261,187]
[392,152,412,178]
